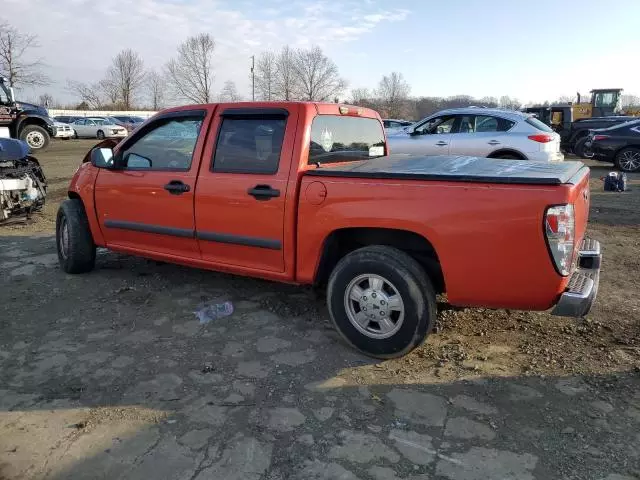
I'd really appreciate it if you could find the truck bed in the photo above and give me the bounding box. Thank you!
[305,155,587,185]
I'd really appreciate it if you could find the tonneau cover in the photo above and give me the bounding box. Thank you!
[305,155,587,185]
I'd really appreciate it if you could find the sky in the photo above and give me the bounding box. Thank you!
[2,0,639,106]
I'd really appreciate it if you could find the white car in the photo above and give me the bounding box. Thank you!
[71,117,128,139]
[53,122,74,140]
[387,108,564,162]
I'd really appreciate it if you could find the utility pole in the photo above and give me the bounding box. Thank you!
[250,55,255,101]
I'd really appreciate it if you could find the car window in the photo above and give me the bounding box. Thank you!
[526,116,553,132]
[119,116,203,171]
[212,116,287,174]
[415,116,455,135]
[74,119,85,125]
[308,115,386,165]
[475,115,499,132]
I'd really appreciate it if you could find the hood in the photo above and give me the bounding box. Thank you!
[0,138,30,161]
[14,101,49,116]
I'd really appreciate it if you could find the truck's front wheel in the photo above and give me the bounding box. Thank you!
[327,245,436,359]
[20,125,50,150]
[56,199,96,274]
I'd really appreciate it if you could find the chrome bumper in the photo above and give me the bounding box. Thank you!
[551,237,601,317]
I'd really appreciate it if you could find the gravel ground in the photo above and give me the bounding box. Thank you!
[0,140,638,480]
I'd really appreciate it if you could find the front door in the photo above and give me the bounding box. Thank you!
[94,109,210,259]
[194,106,298,273]
[399,115,456,156]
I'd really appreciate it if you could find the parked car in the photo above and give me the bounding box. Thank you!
[111,115,146,133]
[71,117,128,139]
[53,121,74,140]
[388,108,564,162]
[57,102,599,358]
[383,119,413,134]
[54,115,81,124]
[584,119,640,172]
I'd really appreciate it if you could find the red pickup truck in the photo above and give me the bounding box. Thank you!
[58,102,601,358]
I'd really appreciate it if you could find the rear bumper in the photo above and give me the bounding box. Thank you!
[551,237,601,317]
[527,151,565,162]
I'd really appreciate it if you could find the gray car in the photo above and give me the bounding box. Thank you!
[387,107,564,162]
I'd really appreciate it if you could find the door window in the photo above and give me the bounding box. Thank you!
[74,119,85,125]
[118,116,203,171]
[212,116,287,174]
[415,116,456,135]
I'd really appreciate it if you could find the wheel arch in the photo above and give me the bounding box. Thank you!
[314,227,445,293]
[15,115,51,137]
[487,148,527,160]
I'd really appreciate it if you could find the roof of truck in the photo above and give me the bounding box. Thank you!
[305,155,587,186]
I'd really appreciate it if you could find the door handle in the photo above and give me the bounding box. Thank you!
[248,184,280,200]
[488,140,501,145]
[164,180,190,195]
[435,141,448,146]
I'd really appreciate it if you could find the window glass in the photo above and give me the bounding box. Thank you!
[594,92,616,108]
[475,115,499,132]
[120,117,203,170]
[212,116,287,174]
[415,116,455,135]
[74,119,85,125]
[526,116,553,132]
[309,115,385,165]
[458,115,475,133]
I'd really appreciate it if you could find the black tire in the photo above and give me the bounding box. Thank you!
[56,199,96,274]
[327,245,436,359]
[614,147,640,173]
[573,137,591,159]
[495,153,522,160]
[19,125,50,150]
[97,130,105,140]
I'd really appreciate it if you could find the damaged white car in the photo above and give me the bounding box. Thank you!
[0,138,47,223]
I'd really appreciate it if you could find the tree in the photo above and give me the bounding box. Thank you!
[166,33,215,104]
[104,49,145,109]
[273,46,298,101]
[499,95,521,110]
[66,80,103,109]
[376,72,410,118]
[621,94,640,108]
[350,88,371,105]
[254,51,277,101]
[0,20,49,87]
[293,46,346,101]
[219,80,241,102]
[555,95,575,104]
[146,70,165,110]
[99,78,119,106]
[37,92,54,108]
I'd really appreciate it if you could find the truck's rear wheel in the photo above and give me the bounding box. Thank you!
[20,125,50,150]
[56,199,96,274]
[327,245,436,359]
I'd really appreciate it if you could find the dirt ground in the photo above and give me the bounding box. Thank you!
[0,140,638,479]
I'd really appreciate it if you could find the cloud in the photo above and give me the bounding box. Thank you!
[1,0,410,103]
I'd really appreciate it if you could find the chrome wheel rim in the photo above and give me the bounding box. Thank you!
[59,218,69,260]
[26,131,45,148]
[619,151,640,171]
[344,273,405,339]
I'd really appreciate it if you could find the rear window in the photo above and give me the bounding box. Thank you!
[309,115,386,165]
[525,116,553,133]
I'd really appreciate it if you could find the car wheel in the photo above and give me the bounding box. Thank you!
[19,125,50,150]
[56,199,96,274]
[573,137,593,159]
[615,148,640,172]
[327,245,436,359]
[97,130,105,140]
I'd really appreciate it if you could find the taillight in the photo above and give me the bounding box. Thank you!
[592,135,609,141]
[544,204,575,276]
[528,134,554,143]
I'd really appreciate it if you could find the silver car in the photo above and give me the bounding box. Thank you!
[387,107,564,162]
[71,117,128,139]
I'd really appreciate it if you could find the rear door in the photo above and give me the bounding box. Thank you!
[94,109,210,258]
[449,115,515,157]
[194,106,298,273]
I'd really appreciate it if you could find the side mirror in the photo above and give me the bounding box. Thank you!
[90,147,115,169]
[8,87,15,104]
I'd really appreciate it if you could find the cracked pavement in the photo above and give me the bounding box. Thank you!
[0,235,638,480]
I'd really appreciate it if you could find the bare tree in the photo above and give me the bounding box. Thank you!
[104,49,145,109]
[293,46,346,101]
[0,20,49,87]
[621,94,640,108]
[98,78,120,106]
[499,95,521,110]
[66,80,103,109]
[350,88,371,105]
[254,51,277,101]
[555,95,575,104]
[37,92,54,108]
[273,46,298,101]
[376,72,410,118]
[219,80,241,102]
[166,33,215,104]
[146,70,165,110]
